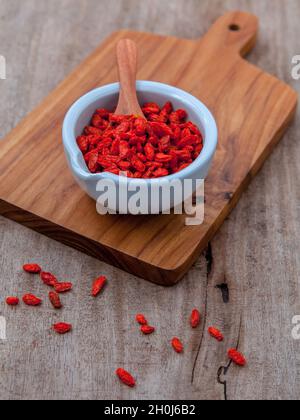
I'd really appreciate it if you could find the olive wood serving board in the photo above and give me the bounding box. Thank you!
[0,11,297,286]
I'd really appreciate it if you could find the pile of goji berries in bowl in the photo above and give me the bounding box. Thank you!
[62,81,218,214]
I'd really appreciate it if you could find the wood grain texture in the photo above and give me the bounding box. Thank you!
[115,39,145,116]
[0,9,297,286]
[0,0,300,401]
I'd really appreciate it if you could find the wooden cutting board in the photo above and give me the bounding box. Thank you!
[0,11,297,286]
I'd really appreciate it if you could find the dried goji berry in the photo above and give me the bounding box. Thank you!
[162,101,173,114]
[88,151,98,173]
[133,171,143,178]
[228,349,247,366]
[172,337,184,353]
[54,282,73,293]
[111,138,120,155]
[176,163,191,173]
[92,275,107,297]
[176,109,188,121]
[116,368,136,388]
[169,112,181,124]
[77,136,89,153]
[96,108,110,119]
[158,135,171,152]
[84,126,102,136]
[155,153,173,163]
[118,160,131,171]
[147,113,166,123]
[53,323,72,335]
[23,264,41,274]
[119,141,130,159]
[208,327,224,342]
[40,272,58,287]
[144,143,155,161]
[23,294,42,306]
[98,156,115,169]
[141,325,155,335]
[131,155,145,173]
[150,122,173,137]
[142,102,161,115]
[174,149,191,160]
[134,118,147,135]
[153,168,169,178]
[136,314,148,325]
[177,135,198,149]
[6,297,19,306]
[77,102,204,179]
[49,291,62,309]
[116,121,130,134]
[108,167,121,175]
[137,152,147,163]
[190,309,201,328]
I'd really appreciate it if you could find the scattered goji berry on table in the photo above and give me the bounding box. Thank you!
[190,309,201,328]
[54,282,73,293]
[49,291,62,309]
[228,349,247,366]
[116,368,136,388]
[23,264,41,274]
[6,297,19,306]
[53,323,72,335]
[136,314,148,326]
[40,272,58,287]
[172,337,184,353]
[77,102,204,178]
[92,276,107,297]
[141,325,155,335]
[208,327,224,342]
[23,294,42,306]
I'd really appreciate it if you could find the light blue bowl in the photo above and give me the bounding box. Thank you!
[62,81,218,214]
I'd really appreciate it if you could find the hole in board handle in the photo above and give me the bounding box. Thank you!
[229,24,240,31]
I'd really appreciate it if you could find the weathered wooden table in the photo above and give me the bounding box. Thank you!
[0,0,299,400]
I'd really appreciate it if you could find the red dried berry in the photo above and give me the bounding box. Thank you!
[208,327,224,342]
[142,102,161,115]
[88,151,98,173]
[40,272,58,287]
[136,314,148,326]
[49,292,62,309]
[155,153,173,163]
[119,141,130,159]
[190,309,201,328]
[116,368,136,388]
[141,325,155,335]
[153,168,169,178]
[92,276,107,297]
[228,349,247,367]
[23,264,41,274]
[6,297,19,306]
[53,323,72,335]
[77,136,89,153]
[172,337,184,353]
[23,294,42,306]
[144,143,155,161]
[54,282,73,293]
[77,102,204,178]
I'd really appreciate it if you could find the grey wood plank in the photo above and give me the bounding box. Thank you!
[0,0,299,400]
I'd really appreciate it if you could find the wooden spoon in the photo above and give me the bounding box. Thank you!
[115,39,145,118]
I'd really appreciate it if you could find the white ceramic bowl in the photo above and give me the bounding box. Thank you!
[62,81,218,214]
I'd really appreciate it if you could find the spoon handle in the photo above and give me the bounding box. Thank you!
[115,39,144,117]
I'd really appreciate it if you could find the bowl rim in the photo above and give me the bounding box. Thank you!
[62,81,218,185]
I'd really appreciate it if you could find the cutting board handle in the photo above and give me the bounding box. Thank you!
[202,11,258,57]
